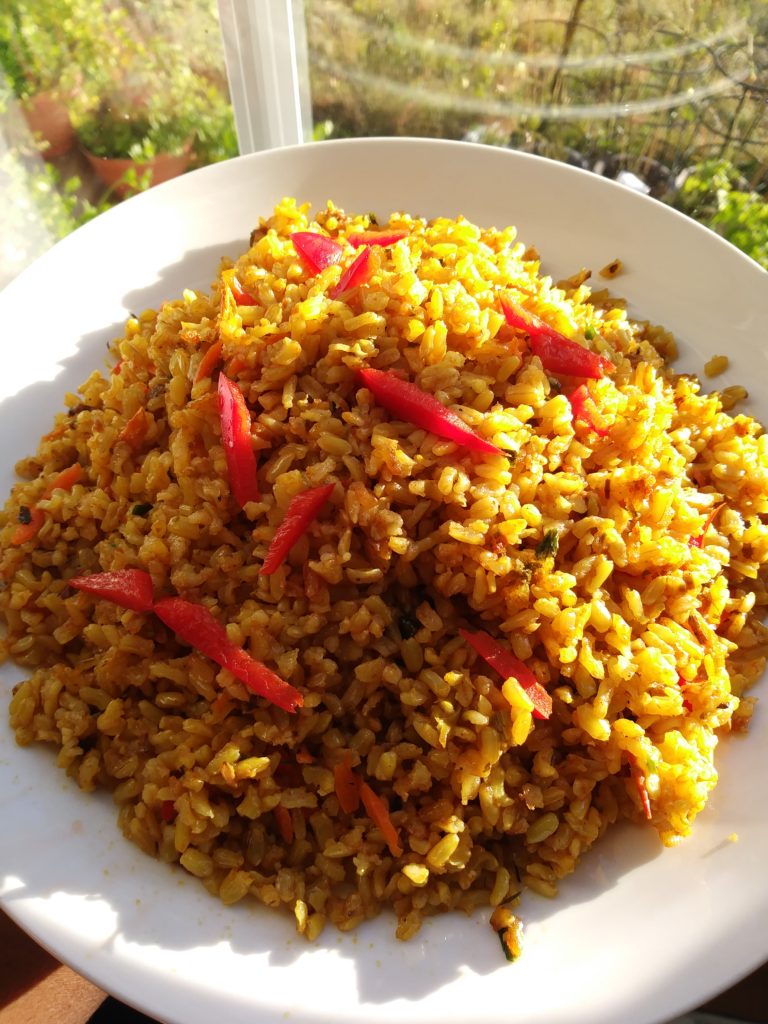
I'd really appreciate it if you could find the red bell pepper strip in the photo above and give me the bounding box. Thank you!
[359,367,502,457]
[194,337,224,384]
[119,408,149,448]
[10,464,84,545]
[629,756,653,820]
[568,384,610,437]
[501,300,614,379]
[334,751,361,814]
[260,483,334,575]
[154,596,303,713]
[11,507,45,547]
[689,503,724,549]
[677,674,693,713]
[160,801,175,823]
[330,246,373,299]
[274,805,294,844]
[347,230,407,247]
[359,780,403,857]
[291,231,344,274]
[217,373,260,506]
[460,628,552,719]
[230,276,258,306]
[69,569,155,612]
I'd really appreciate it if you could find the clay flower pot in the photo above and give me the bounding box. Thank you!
[22,91,75,158]
[82,143,192,198]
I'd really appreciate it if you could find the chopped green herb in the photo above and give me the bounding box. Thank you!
[18,506,32,525]
[535,529,559,559]
[584,325,597,340]
[398,613,420,639]
[367,212,378,225]
[132,502,153,517]
[547,377,562,393]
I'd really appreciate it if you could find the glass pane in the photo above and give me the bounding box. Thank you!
[1,1,237,288]
[304,0,767,269]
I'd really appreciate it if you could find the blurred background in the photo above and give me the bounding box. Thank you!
[1,0,766,288]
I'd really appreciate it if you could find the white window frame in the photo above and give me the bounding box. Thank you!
[217,0,311,153]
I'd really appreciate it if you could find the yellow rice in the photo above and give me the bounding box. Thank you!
[2,198,767,950]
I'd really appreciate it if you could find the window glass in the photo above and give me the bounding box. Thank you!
[1,0,236,287]
[304,0,767,269]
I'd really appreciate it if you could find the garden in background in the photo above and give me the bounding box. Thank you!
[1,0,766,284]
[1,0,236,283]
[306,0,768,269]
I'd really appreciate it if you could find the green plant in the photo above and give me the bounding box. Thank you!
[0,0,104,101]
[673,160,768,270]
[77,103,194,160]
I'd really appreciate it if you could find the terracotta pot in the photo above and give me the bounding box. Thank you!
[22,91,75,158]
[82,143,192,198]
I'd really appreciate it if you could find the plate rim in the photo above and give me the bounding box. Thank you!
[1,136,767,1024]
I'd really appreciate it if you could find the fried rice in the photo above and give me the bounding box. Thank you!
[3,198,767,952]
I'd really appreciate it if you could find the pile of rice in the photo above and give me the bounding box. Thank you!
[3,198,767,951]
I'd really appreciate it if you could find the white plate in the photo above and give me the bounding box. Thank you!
[1,138,767,1024]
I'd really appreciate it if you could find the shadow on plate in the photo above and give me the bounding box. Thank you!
[0,239,246,478]
[0,756,663,1012]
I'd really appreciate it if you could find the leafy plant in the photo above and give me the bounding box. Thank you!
[673,160,768,270]
[77,105,194,160]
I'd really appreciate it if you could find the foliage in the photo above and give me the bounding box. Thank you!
[77,107,193,160]
[305,0,767,265]
[0,0,237,164]
[0,0,90,99]
[673,160,768,270]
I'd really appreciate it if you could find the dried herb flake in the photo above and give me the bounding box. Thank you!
[18,506,32,525]
[535,529,559,559]
[132,502,153,517]
[398,613,420,639]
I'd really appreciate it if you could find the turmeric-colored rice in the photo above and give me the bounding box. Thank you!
[3,198,767,948]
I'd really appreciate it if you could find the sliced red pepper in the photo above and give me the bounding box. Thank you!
[330,247,373,299]
[568,384,609,437]
[629,756,653,820]
[230,276,258,306]
[119,408,149,448]
[260,483,334,575]
[217,373,260,507]
[69,569,155,612]
[359,367,502,457]
[153,596,303,713]
[194,337,224,384]
[295,746,315,764]
[501,300,614,379]
[689,503,724,549]
[334,751,360,814]
[359,780,402,857]
[11,507,45,546]
[46,463,84,493]
[460,628,552,719]
[347,229,407,247]
[160,801,175,823]
[113,359,123,375]
[10,464,84,545]
[291,231,344,274]
[274,805,294,844]
[676,673,694,713]
[42,424,67,442]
